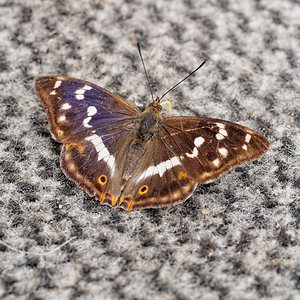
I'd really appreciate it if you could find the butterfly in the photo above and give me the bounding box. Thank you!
[35,69,269,211]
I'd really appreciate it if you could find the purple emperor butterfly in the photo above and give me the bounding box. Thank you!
[35,59,269,211]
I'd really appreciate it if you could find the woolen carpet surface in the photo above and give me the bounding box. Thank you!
[0,0,299,299]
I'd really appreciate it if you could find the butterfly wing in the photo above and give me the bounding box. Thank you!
[119,116,269,210]
[35,76,140,143]
[35,76,140,206]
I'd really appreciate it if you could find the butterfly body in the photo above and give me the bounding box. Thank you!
[136,101,163,142]
[35,76,269,211]
[117,101,163,186]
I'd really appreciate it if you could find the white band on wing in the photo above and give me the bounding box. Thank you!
[135,156,181,183]
[86,134,115,175]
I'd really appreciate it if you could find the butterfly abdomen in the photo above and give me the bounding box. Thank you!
[122,142,146,186]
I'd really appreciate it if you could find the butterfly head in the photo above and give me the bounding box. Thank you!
[149,97,162,111]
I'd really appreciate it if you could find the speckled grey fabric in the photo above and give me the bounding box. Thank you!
[0,0,299,299]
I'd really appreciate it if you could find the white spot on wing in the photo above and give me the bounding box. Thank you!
[218,147,228,157]
[83,117,92,128]
[83,85,92,90]
[76,89,85,95]
[76,94,84,100]
[58,115,66,122]
[242,144,248,150]
[216,122,225,129]
[245,134,251,143]
[194,136,204,147]
[50,90,56,95]
[216,133,224,140]
[54,80,62,89]
[75,85,92,100]
[219,129,228,136]
[87,106,97,116]
[213,158,220,167]
[61,103,71,110]
[186,147,199,158]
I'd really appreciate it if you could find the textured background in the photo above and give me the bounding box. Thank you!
[0,0,299,299]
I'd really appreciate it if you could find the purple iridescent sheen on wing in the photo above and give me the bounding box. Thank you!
[35,76,140,143]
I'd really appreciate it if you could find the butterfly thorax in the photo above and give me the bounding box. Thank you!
[137,101,163,142]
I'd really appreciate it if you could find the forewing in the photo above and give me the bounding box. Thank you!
[161,116,270,183]
[35,76,140,143]
[119,137,197,210]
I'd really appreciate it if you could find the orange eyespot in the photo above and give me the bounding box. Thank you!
[98,175,107,185]
[139,185,148,195]
[178,171,187,180]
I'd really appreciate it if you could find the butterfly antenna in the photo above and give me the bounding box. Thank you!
[137,43,155,103]
[159,60,206,102]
